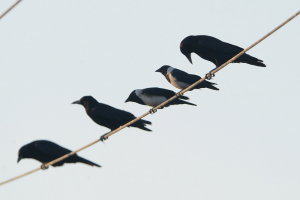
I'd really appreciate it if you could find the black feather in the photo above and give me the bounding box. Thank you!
[180,35,266,67]
[18,140,101,167]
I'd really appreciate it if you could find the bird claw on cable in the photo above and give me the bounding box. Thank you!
[175,92,183,98]
[100,133,109,142]
[149,108,157,114]
[206,71,215,80]
[40,163,49,170]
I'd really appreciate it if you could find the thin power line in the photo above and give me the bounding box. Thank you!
[0,0,22,20]
[0,10,299,186]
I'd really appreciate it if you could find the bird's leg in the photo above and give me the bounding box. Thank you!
[206,68,216,80]
[149,108,157,114]
[206,60,218,80]
[41,163,49,170]
[100,132,110,142]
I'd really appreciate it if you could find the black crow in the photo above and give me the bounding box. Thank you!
[180,35,266,67]
[17,140,101,168]
[156,65,219,91]
[125,87,196,108]
[72,96,151,140]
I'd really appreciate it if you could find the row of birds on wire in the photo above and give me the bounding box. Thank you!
[17,35,266,169]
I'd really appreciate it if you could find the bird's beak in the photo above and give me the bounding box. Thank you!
[155,69,161,72]
[72,100,81,105]
[186,54,193,64]
[17,155,23,163]
[125,98,130,103]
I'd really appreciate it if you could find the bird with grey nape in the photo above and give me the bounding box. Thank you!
[18,140,101,169]
[125,87,196,111]
[180,35,266,68]
[156,65,219,91]
[72,96,151,141]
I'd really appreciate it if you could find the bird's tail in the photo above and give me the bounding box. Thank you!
[202,80,219,90]
[178,95,190,100]
[140,119,152,125]
[237,53,266,67]
[77,156,101,167]
[136,126,152,132]
[170,99,197,106]
[132,119,152,132]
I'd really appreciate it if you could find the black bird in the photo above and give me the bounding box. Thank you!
[156,65,219,91]
[125,87,196,108]
[180,35,266,67]
[18,140,101,168]
[72,96,151,140]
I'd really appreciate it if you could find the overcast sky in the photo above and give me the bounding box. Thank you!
[0,1,299,199]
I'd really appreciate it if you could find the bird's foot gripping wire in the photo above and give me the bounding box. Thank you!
[41,163,49,170]
[205,71,215,80]
[175,92,182,98]
[149,108,157,114]
[100,133,109,142]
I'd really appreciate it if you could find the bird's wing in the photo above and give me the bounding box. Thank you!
[141,87,176,98]
[92,104,135,122]
[35,141,71,157]
[171,70,201,85]
[198,36,244,54]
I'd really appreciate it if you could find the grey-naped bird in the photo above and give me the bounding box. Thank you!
[125,87,196,108]
[156,65,219,91]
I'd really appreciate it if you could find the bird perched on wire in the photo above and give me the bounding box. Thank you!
[155,65,219,91]
[125,87,196,110]
[72,96,151,141]
[17,140,101,169]
[180,35,266,67]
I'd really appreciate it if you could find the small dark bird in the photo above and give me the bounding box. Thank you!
[156,65,219,91]
[180,35,266,67]
[18,140,101,167]
[125,87,196,108]
[72,96,151,140]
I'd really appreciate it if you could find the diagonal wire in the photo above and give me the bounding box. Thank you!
[0,0,22,20]
[0,10,299,186]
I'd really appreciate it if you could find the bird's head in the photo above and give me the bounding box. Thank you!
[125,90,138,103]
[155,65,170,76]
[125,90,144,105]
[17,143,33,163]
[180,35,194,64]
[72,96,98,108]
[17,150,24,163]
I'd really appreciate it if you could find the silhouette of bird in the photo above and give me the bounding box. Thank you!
[156,65,219,91]
[18,140,101,168]
[125,87,196,108]
[72,96,151,140]
[180,35,266,67]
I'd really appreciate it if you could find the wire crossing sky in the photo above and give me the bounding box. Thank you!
[1,1,299,199]
[0,0,21,19]
[0,10,299,187]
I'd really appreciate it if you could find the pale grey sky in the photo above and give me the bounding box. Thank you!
[0,1,299,199]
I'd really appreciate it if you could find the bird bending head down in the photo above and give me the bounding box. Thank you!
[180,35,266,67]
[180,35,195,64]
[18,140,101,167]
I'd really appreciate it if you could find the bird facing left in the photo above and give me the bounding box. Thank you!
[72,96,152,140]
[17,140,101,168]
